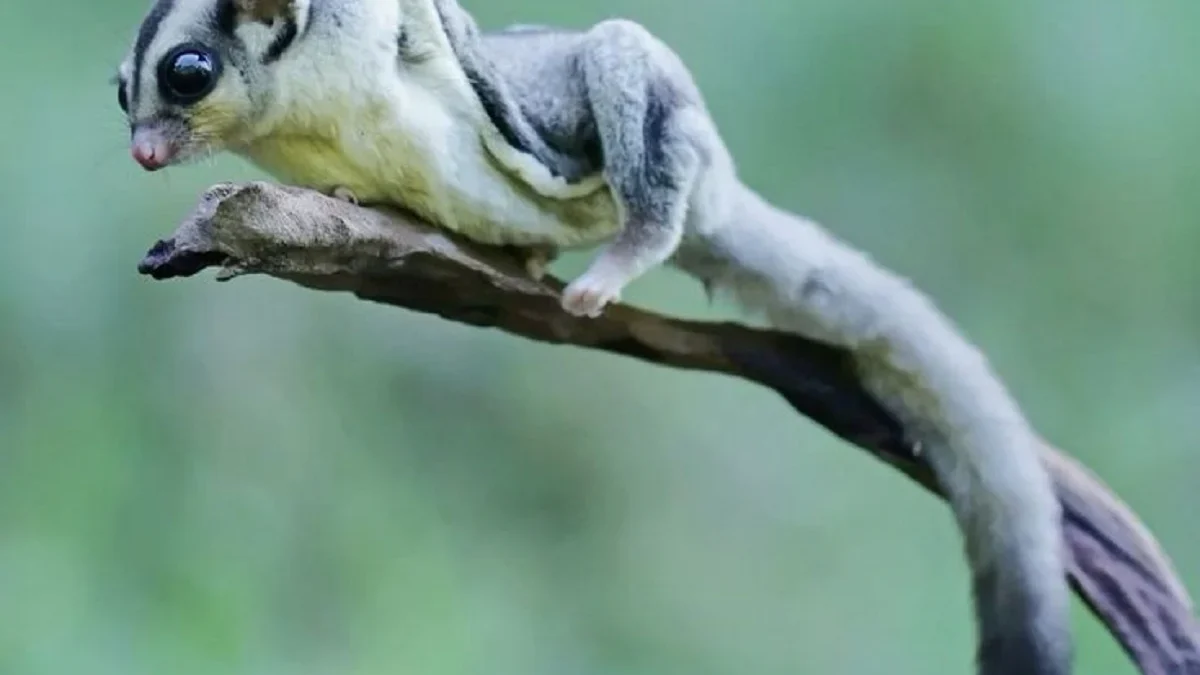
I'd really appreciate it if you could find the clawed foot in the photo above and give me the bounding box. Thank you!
[561,261,630,318]
[331,186,359,205]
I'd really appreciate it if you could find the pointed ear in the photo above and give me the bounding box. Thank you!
[234,0,296,23]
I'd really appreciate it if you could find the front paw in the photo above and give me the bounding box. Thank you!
[561,270,624,318]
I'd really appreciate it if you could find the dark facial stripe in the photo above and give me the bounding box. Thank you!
[131,0,177,109]
[263,18,298,63]
[213,0,236,35]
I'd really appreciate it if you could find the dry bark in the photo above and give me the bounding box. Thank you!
[138,181,1200,674]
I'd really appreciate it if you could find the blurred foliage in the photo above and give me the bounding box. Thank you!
[1,0,1197,673]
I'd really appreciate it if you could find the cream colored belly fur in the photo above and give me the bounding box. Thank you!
[241,96,620,250]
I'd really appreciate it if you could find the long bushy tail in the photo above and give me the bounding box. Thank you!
[827,308,1073,675]
[918,416,1074,675]
[680,187,1075,674]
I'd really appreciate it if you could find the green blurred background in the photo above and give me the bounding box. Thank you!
[2,0,1197,673]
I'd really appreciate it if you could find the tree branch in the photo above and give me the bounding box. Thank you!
[138,181,1200,674]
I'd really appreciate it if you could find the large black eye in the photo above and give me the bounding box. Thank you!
[157,44,220,105]
[117,81,129,113]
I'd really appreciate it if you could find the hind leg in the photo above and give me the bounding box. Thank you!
[561,20,701,317]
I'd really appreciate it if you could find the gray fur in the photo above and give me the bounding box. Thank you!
[677,187,1075,675]
[114,2,1075,672]
[435,5,713,312]
[432,5,1076,670]
[129,0,177,108]
[432,0,594,183]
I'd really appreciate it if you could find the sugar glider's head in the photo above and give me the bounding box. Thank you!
[115,0,313,170]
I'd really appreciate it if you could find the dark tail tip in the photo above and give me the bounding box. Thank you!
[978,625,1073,675]
[975,565,1074,675]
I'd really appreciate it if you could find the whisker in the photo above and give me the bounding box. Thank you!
[199,145,221,167]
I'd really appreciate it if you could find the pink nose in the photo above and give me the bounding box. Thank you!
[131,141,167,170]
[130,129,175,171]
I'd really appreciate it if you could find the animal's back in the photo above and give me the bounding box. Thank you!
[240,34,620,248]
